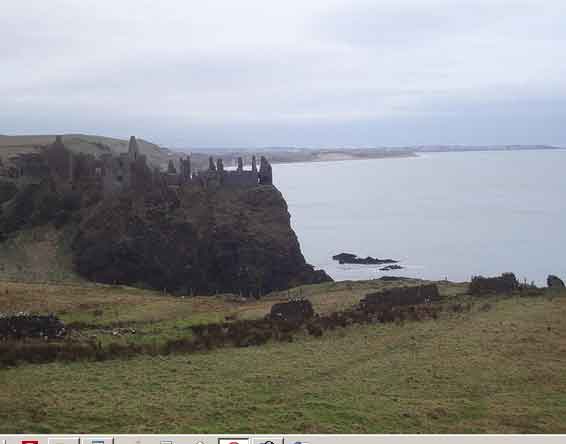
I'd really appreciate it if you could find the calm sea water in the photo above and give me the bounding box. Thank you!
[274,150,566,285]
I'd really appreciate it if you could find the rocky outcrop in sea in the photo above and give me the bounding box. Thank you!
[332,252,398,265]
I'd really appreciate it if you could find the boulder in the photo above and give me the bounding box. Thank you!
[547,275,565,289]
[268,300,315,322]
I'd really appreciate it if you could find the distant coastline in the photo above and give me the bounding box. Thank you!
[183,144,564,169]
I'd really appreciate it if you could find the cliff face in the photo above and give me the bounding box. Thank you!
[72,184,331,295]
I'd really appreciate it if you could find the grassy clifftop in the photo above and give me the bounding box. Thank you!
[0,278,565,433]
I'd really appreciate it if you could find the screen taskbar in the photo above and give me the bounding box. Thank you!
[1,435,565,444]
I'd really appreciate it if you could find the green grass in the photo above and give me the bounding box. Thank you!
[1,290,565,433]
[0,280,237,348]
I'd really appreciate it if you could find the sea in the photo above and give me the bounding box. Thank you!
[274,149,566,285]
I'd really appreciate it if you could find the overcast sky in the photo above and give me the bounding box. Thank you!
[2,0,566,148]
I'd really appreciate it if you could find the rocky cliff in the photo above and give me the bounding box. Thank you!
[72,183,330,295]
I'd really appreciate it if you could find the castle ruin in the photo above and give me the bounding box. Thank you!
[0,135,273,198]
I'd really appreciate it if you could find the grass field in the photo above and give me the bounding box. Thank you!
[1,279,565,433]
[0,278,465,348]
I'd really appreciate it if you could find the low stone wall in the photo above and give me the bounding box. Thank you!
[469,273,519,295]
[0,313,66,341]
[267,299,315,322]
[360,284,441,312]
[0,291,447,366]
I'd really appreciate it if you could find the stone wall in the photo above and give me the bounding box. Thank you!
[193,155,263,188]
[361,284,441,311]
[5,153,49,186]
[469,273,519,295]
[222,170,259,187]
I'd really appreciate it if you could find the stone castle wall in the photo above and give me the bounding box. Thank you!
[0,135,273,198]
[223,170,259,187]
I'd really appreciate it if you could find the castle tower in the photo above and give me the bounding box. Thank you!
[216,158,224,172]
[208,156,216,171]
[251,155,257,173]
[259,156,272,185]
[180,156,191,182]
[69,149,74,184]
[128,136,140,160]
[237,157,243,172]
[45,134,73,184]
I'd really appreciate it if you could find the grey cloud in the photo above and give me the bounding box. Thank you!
[1,0,566,147]
[316,0,566,48]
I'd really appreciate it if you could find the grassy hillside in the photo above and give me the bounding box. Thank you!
[0,226,81,282]
[0,279,565,433]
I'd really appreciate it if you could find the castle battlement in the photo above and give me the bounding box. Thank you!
[193,154,272,188]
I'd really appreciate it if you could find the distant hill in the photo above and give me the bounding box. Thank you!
[0,134,182,170]
[410,144,563,152]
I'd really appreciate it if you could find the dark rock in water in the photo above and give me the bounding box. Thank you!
[268,299,315,322]
[380,264,403,271]
[73,185,332,295]
[361,284,441,311]
[0,313,66,340]
[332,252,358,262]
[354,256,398,265]
[469,273,519,295]
[547,275,565,288]
[332,253,398,265]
